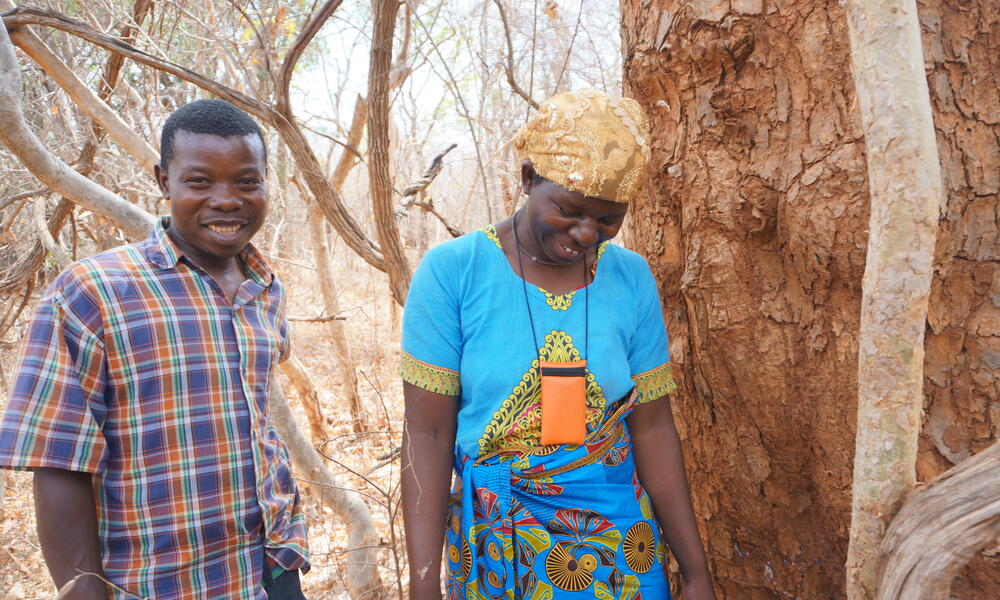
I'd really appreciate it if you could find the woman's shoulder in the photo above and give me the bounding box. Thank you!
[421,227,495,260]
[600,241,653,273]
[415,227,501,278]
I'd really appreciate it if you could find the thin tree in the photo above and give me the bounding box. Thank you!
[843,0,943,597]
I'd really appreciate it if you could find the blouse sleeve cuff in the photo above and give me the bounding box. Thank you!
[631,362,677,404]
[400,352,461,396]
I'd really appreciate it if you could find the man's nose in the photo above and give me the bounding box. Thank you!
[208,186,242,210]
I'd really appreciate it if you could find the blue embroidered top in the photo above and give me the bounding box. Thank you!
[401,226,675,459]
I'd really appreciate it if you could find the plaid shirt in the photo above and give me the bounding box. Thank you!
[0,220,308,599]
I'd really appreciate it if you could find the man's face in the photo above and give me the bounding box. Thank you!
[155,130,268,264]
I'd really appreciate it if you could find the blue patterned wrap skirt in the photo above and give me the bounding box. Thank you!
[444,400,672,600]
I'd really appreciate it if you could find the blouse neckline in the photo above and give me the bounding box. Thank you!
[480,225,609,306]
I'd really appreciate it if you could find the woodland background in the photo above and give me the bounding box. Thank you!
[0,1,997,599]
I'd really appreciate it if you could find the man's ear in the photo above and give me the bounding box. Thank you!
[520,159,535,196]
[153,164,169,198]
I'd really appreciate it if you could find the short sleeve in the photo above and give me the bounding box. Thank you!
[627,262,676,404]
[400,246,462,396]
[0,280,108,473]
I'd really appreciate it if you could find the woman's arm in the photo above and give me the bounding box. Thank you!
[401,382,460,600]
[33,468,108,599]
[627,396,717,600]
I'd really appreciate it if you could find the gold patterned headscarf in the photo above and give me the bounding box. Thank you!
[511,89,650,204]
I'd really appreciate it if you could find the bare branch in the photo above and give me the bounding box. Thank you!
[0,23,155,239]
[287,313,347,323]
[876,441,1000,599]
[8,24,159,171]
[3,5,389,272]
[32,196,71,267]
[2,6,278,123]
[276,0,344,107]
[396,143,464,238]
[98,0,152,100]
[329,94,367,189]
[0,187,43,211]
[398,143,457,198]
[492,0,539,109]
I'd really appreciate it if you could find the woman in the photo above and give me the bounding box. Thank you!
[401,90,715,600]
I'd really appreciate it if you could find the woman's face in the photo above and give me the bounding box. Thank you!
[519,161,629,265]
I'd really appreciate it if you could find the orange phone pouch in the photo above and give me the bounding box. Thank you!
[539,359,587,445]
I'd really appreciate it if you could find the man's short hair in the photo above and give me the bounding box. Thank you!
[159,99,267,169]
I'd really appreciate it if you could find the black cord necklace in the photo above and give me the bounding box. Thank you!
[513,222,562,266]
[516,242,562,267]
[511,211,589,360]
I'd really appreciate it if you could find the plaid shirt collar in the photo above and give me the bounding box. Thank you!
[145,217,275,287]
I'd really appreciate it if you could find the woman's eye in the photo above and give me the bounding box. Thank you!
[186,177,209,185]
[238,178,261,187]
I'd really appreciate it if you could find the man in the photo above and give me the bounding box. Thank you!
[0,99,308,599]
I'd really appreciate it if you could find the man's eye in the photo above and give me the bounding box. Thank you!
[186,177,209,185]
[238,178,261,187]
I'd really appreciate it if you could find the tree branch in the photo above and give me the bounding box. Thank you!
[397,143,463,238]
[491,0,539,109]
[2,6,278,123]
[368,0,411,306]
[0,22,155,240]
[32,195,71,267]
[3,5,390,272]
[276,0,343,108]
[7,23,159,171]
[876,441,1000,599]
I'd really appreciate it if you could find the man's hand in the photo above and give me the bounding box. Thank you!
[33,468,108,600]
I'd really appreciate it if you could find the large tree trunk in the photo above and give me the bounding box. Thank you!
[620,0,1000,598]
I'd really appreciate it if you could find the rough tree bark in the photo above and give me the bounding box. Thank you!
[621,0,999,598]
[367,0,411,306]
[842,1,943,597]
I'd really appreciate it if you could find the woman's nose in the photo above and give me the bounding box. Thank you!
[570,219,599,247]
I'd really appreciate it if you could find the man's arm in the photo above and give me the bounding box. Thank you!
[401,382,459,600]
[628,397,717,600]
[33,468,108,600]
